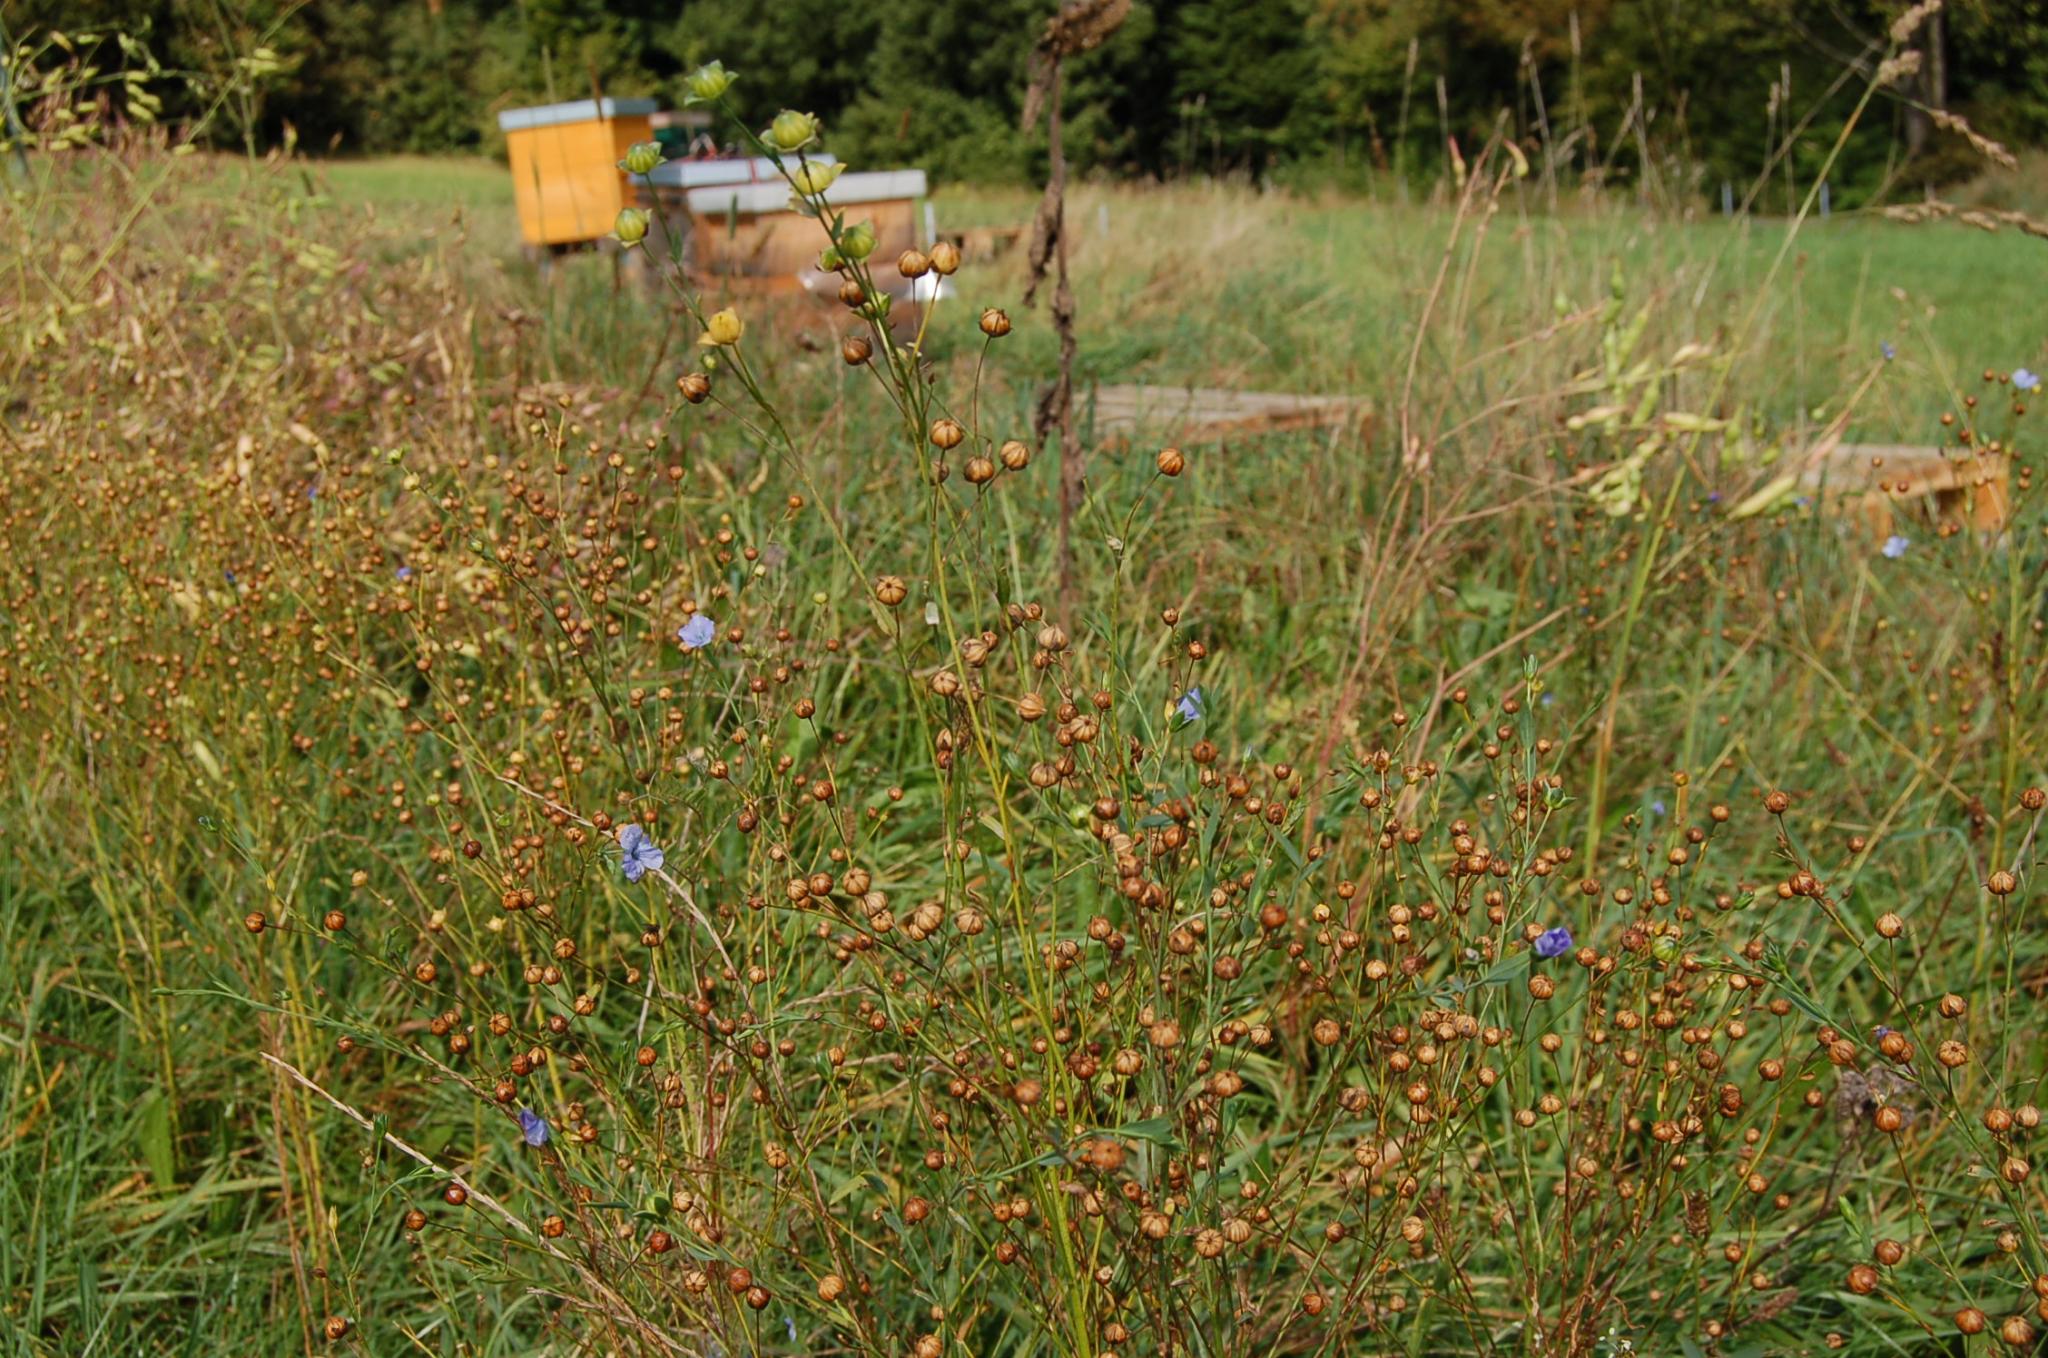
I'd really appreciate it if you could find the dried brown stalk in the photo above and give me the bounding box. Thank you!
[1021,0,1128,600]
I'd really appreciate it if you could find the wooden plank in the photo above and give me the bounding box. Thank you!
[1085,383,1368,445]
[1797,442,2009,540]
[937,225,1026,261]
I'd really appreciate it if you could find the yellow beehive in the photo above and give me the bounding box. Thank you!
[498,98,658,247]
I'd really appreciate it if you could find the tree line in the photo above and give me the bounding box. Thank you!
[12,0,2044,204]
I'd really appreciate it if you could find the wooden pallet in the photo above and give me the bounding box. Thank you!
[939,225,1026,261]
[1798,442,2010,541]
[1084,383,1369,445]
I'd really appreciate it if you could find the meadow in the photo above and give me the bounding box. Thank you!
[2,100,2046,1358]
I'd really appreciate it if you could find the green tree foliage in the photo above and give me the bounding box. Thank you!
[1165,0,1326,174]
[8,0,2043,199]
[658,0,880,130]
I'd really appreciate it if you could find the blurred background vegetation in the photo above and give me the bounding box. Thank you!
[9,0,2048,205]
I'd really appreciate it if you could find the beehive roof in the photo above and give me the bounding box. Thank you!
[496,98,660,132]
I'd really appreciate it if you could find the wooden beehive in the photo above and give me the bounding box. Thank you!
[498,98,658,247]
[640,164,927,289]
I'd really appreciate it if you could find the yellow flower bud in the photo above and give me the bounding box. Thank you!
[619,141,664,175]
[613,209,649,247]
[685,61,736,104]
[768,110,820,152]
[700,308,744,347]
[789,161,843,196]
[838,221,876,261]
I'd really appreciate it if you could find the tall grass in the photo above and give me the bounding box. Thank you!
[2,38,2046,1358]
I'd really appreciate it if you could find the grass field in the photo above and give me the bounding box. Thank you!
[2,133,2046,1358]
[316,154,2038,434]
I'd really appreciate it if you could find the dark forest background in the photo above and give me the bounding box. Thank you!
[10,0,2046,204]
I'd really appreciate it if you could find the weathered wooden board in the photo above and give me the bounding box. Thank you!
[1085,383,1370,445]
[1798,442,2010,540]
[935,225,1026,261]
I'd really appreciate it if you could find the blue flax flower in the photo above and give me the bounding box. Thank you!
[1534,926,1574,959]
[618,823,665,883]
[1882,534,1909,560]
[678,614,717,650]
[1174,687,1205,724]
[517,1108,550,1148]
[2015,368,2040,393]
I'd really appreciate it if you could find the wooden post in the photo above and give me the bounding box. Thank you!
[1021,0,1129,603]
